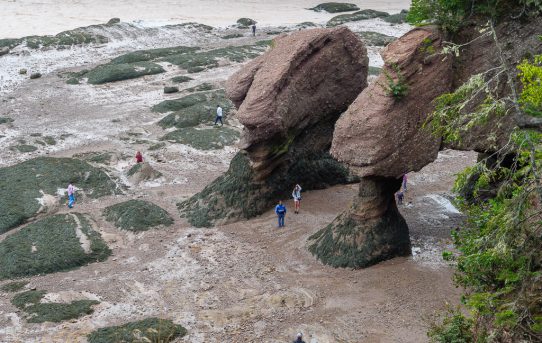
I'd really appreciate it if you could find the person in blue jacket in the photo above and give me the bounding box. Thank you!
[275,200,287,228]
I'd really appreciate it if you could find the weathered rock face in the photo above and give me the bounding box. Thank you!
[310,27,453,268]
[179,27,369,227]
[332,27,451,178]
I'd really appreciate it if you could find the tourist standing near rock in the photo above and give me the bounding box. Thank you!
[402,173,408,192]
[135,151,143,163]
[292,184,302,214]
[275,200,287,228]
[67,182,76,208]
[251,24,256,36]
[214,105,223,126]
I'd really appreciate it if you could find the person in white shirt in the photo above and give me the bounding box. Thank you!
[214,105,223,126]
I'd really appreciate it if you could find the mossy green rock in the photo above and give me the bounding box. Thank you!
[156,90,232,129]
[0,117,14,125]
[103,200,173,231]
[327,9,390,27]
[0,213,111,279]
[222,33,244,39]
[236,18,256,27]
[179,152,357,227]
[357,31,396,46]
[171,75,193,83]
[0,157,118,234]
[164,86,179,94]
[310,3,360,13]
[161,127,240,150]
[162,44,268,73]
[12,290,99,323]
[383,10,409,24]
[0,281,28,293]
[87,318,187,343]
[110,46,199,64]
[13,144,37,153]
[85,62,165,85]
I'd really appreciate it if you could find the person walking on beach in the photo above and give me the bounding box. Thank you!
[251,24,256,36]
[135,151,143,163]
[292,184,302,214]
[214,105,223,126]
[275,200,287,228]
[67,181,76,209]
[293,333,306,343]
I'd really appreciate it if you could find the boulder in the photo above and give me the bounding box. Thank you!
[164,86,179,94]
[19,68,27,75]
[106,18,121,26]
[179,27,368,227]
[30,72,42,79]
[310,27,453,268]
[0,47,9,56]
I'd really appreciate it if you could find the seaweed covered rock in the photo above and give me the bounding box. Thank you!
[11,290,99,323]
[309,177,410,268]
[237,18,257,28]
[155,89,233,129]
[310,27,453,268]
[0,213,111,279]
[0,157,118,234]
[88,318,187,343]
[310,3,360,13]
[104,200,173,231]
[327,9,390,27]
[179,27,368,227]
[85,62,165,85]
[161,127,240,150]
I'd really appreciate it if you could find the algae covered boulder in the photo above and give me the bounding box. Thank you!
[85,62,165,85]
[0,213,111,279]
[156,90,233,129]
[161,127,240,150]
[357,31,396,46]
[11,290,99,323]
[103,200,173,232]
[327,9,390,27]
[0,157,118,234]
[237,18,257,27]
[310,3,360,13]
[164,86,179,94]
[88,318,187,343]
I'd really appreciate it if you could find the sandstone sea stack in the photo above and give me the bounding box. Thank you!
[309,27,453,268]
[179,27,369,227]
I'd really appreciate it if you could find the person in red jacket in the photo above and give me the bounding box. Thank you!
[135,151,143,163]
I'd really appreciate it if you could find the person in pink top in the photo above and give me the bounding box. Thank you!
[67,182,76,208]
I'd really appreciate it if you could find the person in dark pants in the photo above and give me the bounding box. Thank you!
[275,200,286,228]
[214,105,223,126]
[293,333,306,343]
[251,24,256,36]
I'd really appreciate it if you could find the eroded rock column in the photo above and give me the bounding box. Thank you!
[179,27,369,227]
[309,27,454,268]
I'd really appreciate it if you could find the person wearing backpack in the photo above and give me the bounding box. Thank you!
[275,200,287,228]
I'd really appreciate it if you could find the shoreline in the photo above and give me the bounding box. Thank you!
[0,0,411,39]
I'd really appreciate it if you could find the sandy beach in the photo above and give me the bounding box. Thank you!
[0,0,411,38]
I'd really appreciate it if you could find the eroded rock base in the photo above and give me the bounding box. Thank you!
[308,177,411,268]
[178,151,357,227]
